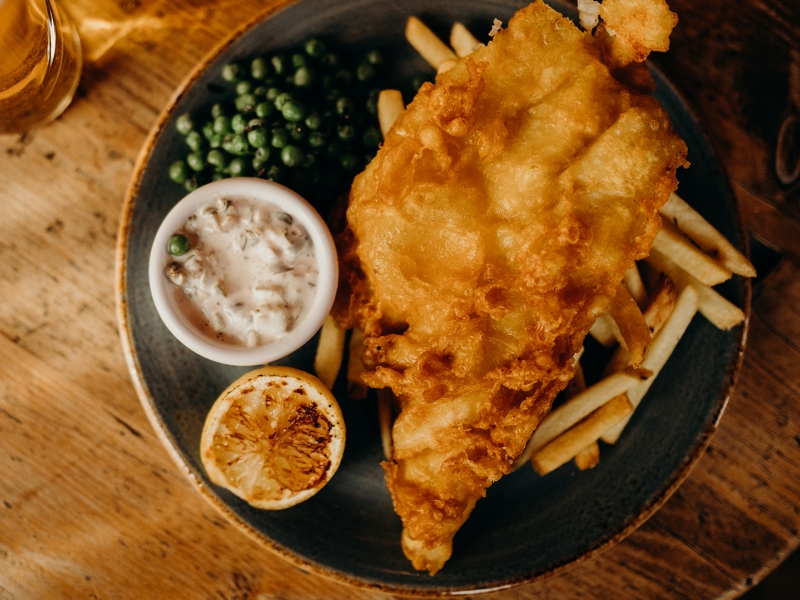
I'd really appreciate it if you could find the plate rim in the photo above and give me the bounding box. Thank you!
[114,1,752,595]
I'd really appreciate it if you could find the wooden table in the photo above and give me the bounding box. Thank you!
[1,0,798,598]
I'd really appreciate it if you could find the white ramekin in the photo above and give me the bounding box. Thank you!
[148,178,338,366]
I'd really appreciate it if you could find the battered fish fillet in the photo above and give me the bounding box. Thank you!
[335,0,688,574]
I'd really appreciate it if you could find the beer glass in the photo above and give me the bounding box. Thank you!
[0,0,82,134]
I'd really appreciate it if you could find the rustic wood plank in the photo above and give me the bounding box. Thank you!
[1,0,799,597]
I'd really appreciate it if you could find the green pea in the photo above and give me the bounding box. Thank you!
[254,146,271,162]
[168,233,190,256]
[211,103,227,118]
[235,81,251,96]
[228,157,248,177]
[308,131,327,148]
[235,94,258,113]
[202,121,215,140]
[247,118,265,129]
[255,102,275,119]
[169,160,189,184]
[271,128,291,148]
[321,53,340,69]
[288,123,306,141]
[335,97,354,115]
[248,127,269,148]
[266,165,284,182]
[356,63,375,82]
[185,130,204,151]
[207,149,228,170]
[293,67,314,87]
[251,57,269,80]
[231,114,247,134]
[302,153,316,169]
[340,153,359,171]
[365,50,383,65]
[305,39,326,58]
[291,53,307,69]
[366,89,379,115]
[213,115,232,135]
[253,155,269,172]
[212,172,226,182]
[337,123,355,141]
[230,133,250,155]
[282,100,307,122]
[209,133,224,148]
[271,55,288,75]
[184,178,199,193]
[281,145,303,167]
[176,114,194,135]
[334,70,353,86]
[305,112,321,130]
[362,126,381,148]
[221,63,242,82]
[274,93,293,111]
[186,151,205,171]
[221,135,235,153]
[325,88,343,103]
[253,85,267,97]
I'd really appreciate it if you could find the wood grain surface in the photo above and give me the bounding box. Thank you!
[0,0,798,598]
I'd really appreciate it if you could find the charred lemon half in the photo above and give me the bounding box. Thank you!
[200,366,345,509]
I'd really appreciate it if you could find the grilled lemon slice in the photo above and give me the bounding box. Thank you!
[200,366,345,509]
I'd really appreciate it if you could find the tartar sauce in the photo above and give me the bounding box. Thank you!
[165,196,318,347]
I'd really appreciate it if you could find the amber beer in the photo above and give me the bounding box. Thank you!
[0,0,81,134]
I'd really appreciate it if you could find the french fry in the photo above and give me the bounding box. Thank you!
[564,363,600,471]
[377,388,395,460]
[660,193,756,277]
[645,247,745,330]
[642,275,679,338]
[347,328,368,400]
[314,315,346,389]
[652,219,733,286]
[604,275,677,376]
[532,395,634,475]
[527,368,648,456]
[405,16,457,69]
[377,90,404,137]
[588,312,619,347]
[601,284,699,444]
[574,441,601,470]
[623,265,648,309]
[450,22,483,57]
[437,57,459,74]
[608,283,651,368]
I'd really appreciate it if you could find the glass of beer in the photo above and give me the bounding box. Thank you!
[0,0,82,134]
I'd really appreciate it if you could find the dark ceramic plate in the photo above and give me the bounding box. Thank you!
[116,0,750,595]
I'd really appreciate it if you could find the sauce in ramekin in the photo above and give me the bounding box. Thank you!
[164,196,318,347]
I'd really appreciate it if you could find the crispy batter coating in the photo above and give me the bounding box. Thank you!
[336,0,687,574]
